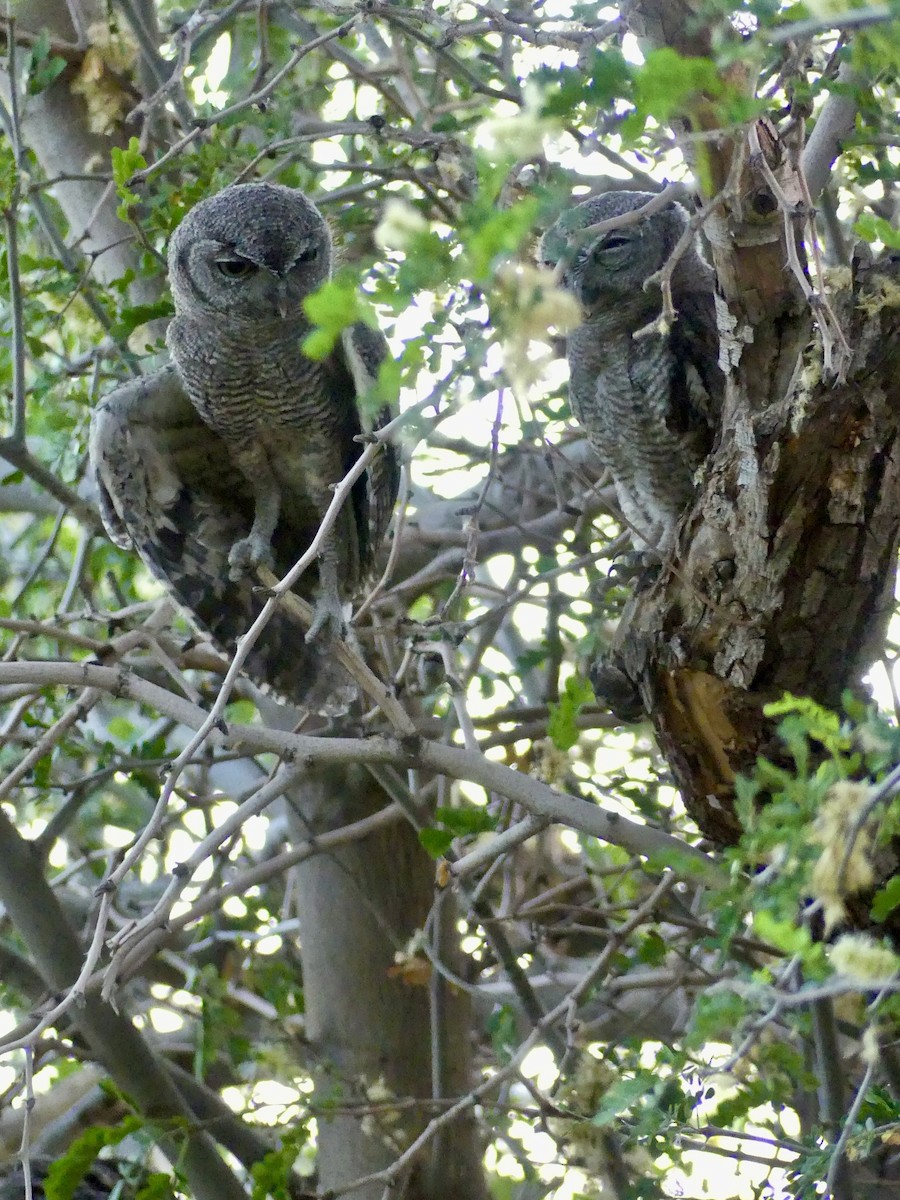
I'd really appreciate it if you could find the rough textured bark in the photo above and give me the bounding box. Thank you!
[612,3,900,852]
[613,252,900,843]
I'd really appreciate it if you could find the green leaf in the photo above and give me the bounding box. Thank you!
[110,300,174,339]
[539,49,632,118]
[634,47,723,124]
[419,827,454,858]
[301,328,336,360]
[853,212,900,249]
[548,672,594,751]
[135,1173,177,1200]
[753,910,812,955]
[462,198,539,282]
[486,1004,518,1063]
[107,716,137,743]
[25,30,67,95]
[110,138,148,218]
[871,876,900,922]
[591,1071,656,1127]
[435,804,496,836]
[637,931,667,966]
[302,277,377,358]
[250,1127,309,1200]
[31,754,52,788]
[764,693,850,757]
[45,1117,143,1200]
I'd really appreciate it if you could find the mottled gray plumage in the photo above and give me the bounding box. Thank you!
[91,182,398,705]
[541,190,724,555]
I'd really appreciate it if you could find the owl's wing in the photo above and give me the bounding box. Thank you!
[669,273,726,439]
[90,367,352,710]
[337,321,401,566]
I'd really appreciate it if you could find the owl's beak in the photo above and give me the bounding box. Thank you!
[274,280,292,319]
[575,279,600,312]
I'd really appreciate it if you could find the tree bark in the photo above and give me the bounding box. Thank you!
[601,5,900,849]
[0,0,155,301]
[611,250,900,842]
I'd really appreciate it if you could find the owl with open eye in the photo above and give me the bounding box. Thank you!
[540,190,724,557]
[91,182,398,705]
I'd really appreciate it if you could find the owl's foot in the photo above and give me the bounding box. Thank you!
[306,586,346,644]
[590,658,644,723]
[608,549,661,586]
[228,534,275,582]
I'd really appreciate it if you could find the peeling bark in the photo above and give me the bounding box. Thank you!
[600,4,900,850]
[607,232,900,843]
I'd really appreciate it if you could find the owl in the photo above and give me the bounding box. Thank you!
[91,182,399,706]
[540,190,724,558]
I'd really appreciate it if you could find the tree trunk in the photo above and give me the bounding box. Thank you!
[613,250,900,843]
[286,765,487,1200]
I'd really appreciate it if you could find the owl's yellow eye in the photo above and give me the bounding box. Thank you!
[216,257,255,279]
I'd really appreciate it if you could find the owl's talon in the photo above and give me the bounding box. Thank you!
[228,535,274,582]
[305,589,346,644]
[590,658,645,722]
[608,550,659,583]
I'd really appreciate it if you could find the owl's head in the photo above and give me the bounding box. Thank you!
[168,182,332,324]
[540,191,686,316]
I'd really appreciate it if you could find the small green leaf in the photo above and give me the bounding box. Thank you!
[301,328,336,360]
[435,805,496,836]
[110,300,174,338]
[25,30,67,95]
[419,827,454,858]
[110,137,148,218]
[462,198,539,282]
[45,1118,143,1200]
[107,716,137,743]
[548,673,594,751]
[302,277,377,358]
[872,876,900,923]
[764,693,850,757]
[854,212,900,250]
[540,48,632,117]
[634,47,723,124]
[135,1173,177,1200]
[637,931,667,966]
[31,754,52,788]
[487,1004,518,1063]
[250,1127,308,1200]
[591,1072,656,1127]
[753,911,812,955]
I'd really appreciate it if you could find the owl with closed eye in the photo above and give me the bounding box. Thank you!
[91,182,398,705]
[540,190,724,557]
